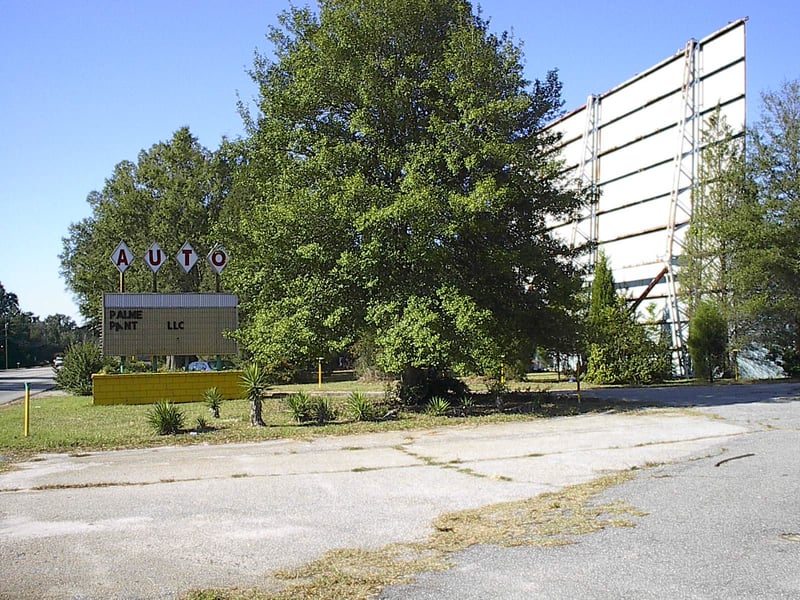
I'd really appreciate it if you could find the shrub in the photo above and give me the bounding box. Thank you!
[397,368,470,406]
[459,395,475,415]
[286,392,312,422]
[195,415,210,432]
[55,340,108,395]
[426,396,451,417]
[687,300,728,382]
[203,387,224,418]
[147,400,185,435]
[311,396,336,425]
[346,392,376,421]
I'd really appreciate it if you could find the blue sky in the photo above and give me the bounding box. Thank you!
[1,0,797,324]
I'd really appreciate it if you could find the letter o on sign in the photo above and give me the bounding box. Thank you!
[207,246,228,274]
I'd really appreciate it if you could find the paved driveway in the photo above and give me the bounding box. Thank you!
[0,382,797,599]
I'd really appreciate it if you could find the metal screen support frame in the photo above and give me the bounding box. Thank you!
[572,95,600,261]
[665,40,699,377]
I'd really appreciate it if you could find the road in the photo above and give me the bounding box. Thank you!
[0,366,56,406]
[0,382,798,599]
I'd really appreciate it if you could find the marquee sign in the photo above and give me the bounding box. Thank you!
[102,293,239,356]
[110,241,229,275]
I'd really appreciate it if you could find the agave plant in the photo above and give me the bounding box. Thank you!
[346,391,376,422]
[425,396,451,417]
[240,363,267,427]
[311,396,336,425]
[147,400,185,435]
[203,386,224,418]
[286,392,312,423]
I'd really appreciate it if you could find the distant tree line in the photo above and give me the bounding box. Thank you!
[0,281,81,368]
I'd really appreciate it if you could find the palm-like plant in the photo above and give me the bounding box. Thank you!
[203,386,224,418]
[240,363,267,427]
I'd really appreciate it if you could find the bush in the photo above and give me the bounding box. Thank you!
[147,400,185,435]
[687,300,728,382]
[286,392,312,422]
[203,387,224,418]
[346,392,376,421]
[311,396,336,424]
[55,340,108,395]
[398,367,470,405]
[426,396,451,417]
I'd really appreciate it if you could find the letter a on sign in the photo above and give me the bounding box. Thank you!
[176,241,198,273]
[145,242,166,273]
[111,241,133,274]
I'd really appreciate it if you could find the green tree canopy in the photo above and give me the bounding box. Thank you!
[724,80,800,374]
[60,127,232,325]
[681,107,748,317]
[0,282,20,321]
[219,0,584,385]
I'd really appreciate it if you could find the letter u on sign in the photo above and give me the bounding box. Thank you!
[146,242,166,273]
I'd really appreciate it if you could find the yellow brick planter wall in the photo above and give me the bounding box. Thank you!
[92,371,243,406]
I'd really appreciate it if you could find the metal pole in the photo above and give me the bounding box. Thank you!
[3,322,7,370]
[23,382,30,437]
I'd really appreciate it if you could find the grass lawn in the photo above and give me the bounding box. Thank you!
[0,373,636,471]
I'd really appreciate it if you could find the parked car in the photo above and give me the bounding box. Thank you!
[187,360,212,372]
[53,356,64,369]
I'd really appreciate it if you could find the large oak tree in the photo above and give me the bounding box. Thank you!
[220,0,584,389]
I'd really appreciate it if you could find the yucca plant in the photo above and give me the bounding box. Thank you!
[346,391,376,422]
[286,392,312,423]
[195,415,210,433]
[425,396,451,417]
[311,396,336,425]
[203,386,224,418]
[240,363,267,427]
[147,400,185,435]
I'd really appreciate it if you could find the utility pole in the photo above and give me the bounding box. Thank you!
[3,322,8,370]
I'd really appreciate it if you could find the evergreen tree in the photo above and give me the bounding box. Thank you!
[727,80,800,375]
[687,300,728,382]
[586,254,671,385]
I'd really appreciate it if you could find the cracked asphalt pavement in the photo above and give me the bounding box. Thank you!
[1,382,798,599]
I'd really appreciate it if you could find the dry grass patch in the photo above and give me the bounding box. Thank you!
[183,471,645,600]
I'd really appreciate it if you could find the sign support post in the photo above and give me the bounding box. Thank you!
[23,382,30,437]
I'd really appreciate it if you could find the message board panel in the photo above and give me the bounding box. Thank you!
[102,293,238,356]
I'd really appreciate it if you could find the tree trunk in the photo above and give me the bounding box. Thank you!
[250,397,265,427]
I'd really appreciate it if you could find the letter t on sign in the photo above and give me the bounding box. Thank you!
[176,241,198,273]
